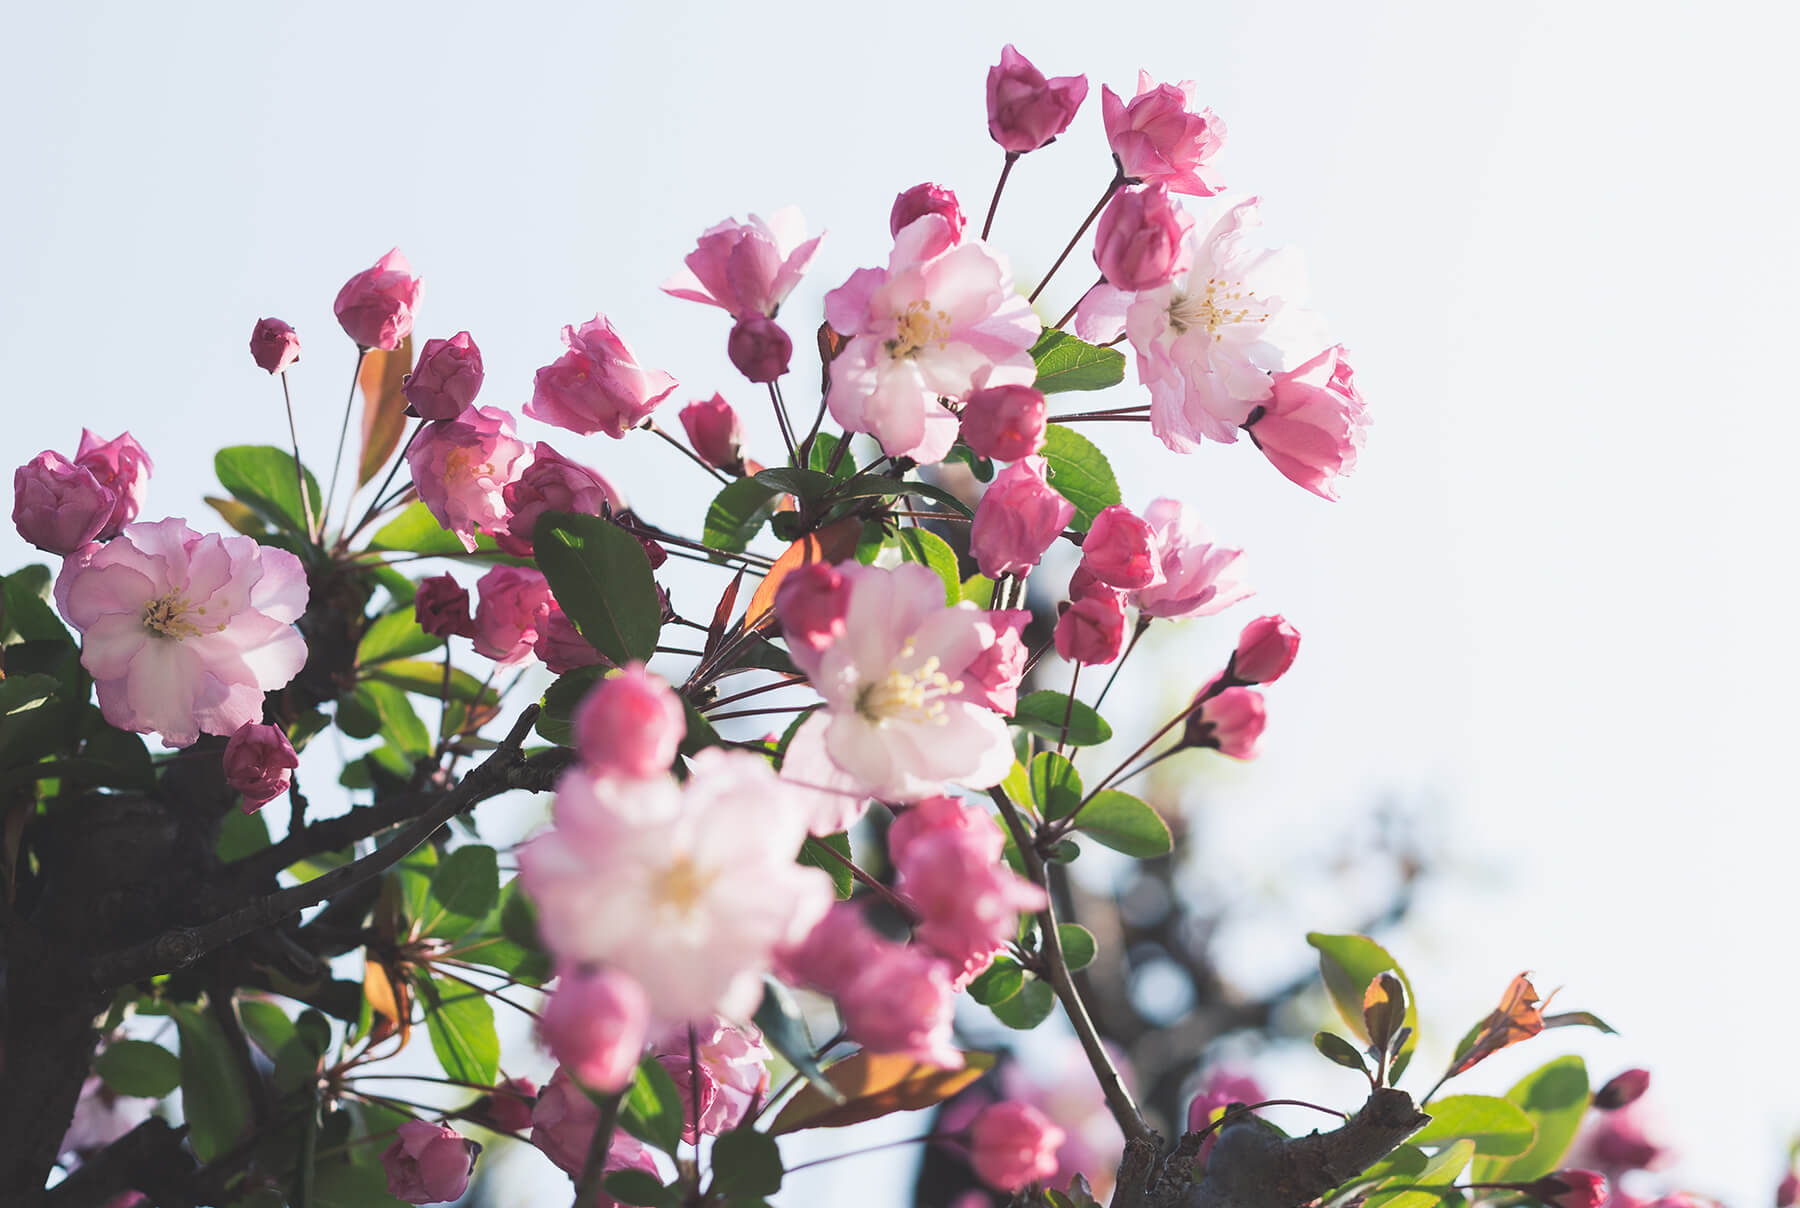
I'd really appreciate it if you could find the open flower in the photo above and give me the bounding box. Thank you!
[1130,498,1253,620]
[526,315,678,438]
[662,208,823,318]
[406,404,533,553]
[334,248,422,351]
[1246,345,1370,499]
[1101,72,1226,196]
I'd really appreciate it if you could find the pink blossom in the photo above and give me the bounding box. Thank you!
[971,457,1073,579]
[957,609,1030,715]
[380,1120,477,1204]
[1248,345,1370,500]
[534,605,606,674]
[1574,1102,1669,1174]
[778,562,1016,804]
[986,44,1088,154]
[890,183,965,247]
[573,662,685,778]
[1094,184,1194,291]
[825,217,1041,464]
[526,315,678,438]
[1102,73,1226,196]
[888,794,1001,867]
[894,798,1045,988]
[836,943,961,1067]
[403,331,485,420]
[651,1018,771,1138]
[518,749,832,1020]
[678,395,744,471]
[531,1068,660,1185]
[1779,1172,1799,1208]
[773,562,850,654]
[54,518,308,748]
[405,404,533,553]
[968,1102,1065,1192]
[663,208,823,319]
[12,451,113,555]
[727,312,793,383]
[495,442,624,557]
[1533,1172,1609,1208]
[74,430,153,540]
[334,248,422,351]
[460,1076,536,1135]
[1068,564,1124,606]
[414,574,475,639]
[1080,505,1163,590]
[249,318,301,374]
[472,565,551,664]
[999,1039,1131,1196]
[1183,678,1266,759]
[1055,593,1127,666]
[959,384,1047,462]
[1131,498,1253,620]
[775,901,889,993]
[222,722,298,813]
[1594,1068,1651,1111]
[1187,1070,1264,1163]
[1231,615,1299,685]
[60,1074,153,1163]
[540,966,650,1093]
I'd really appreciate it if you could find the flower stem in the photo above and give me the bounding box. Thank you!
[643,419,730,485]
[1054,662,1081,762]
[1028,168,1125,306]
[770,382,798,465]
[981,152,1020,241]
[342,417,428,550]
[572,1090,623,1205]
[1095,617,1151,711]
[278,371,319,542]
[322,347,369,546]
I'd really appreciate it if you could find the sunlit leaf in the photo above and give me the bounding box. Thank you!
[356,606,441,667]
[770,1050,994,1133]
[752,981,842,1103]
[989,976,1057,1029]
[214,446,323,539]
[534,511,662,665]
[1030,330,1127,394]
[1039,425,1120,531]
[1073,790,1171,858]
[895,527,961,604]
[1410,1094,1536,1156]
[357,335,413,488]
[1013,691,1112,746]
[743,517,863,632]
[418,976,499,1086]
[1306,933,1421,1081]
[1446,973,1546,1078]
[1470,1056,1589,1182]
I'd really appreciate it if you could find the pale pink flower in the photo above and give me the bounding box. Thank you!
[494,442,624,557]
[60,1075,153,1163]
[74,430,152,540]
[1094,183,1194,291]
[651,1018,771,1137]
[778,563,1015,804]
[472,565,552,665]
[403,331,484,421]
[968,1102,1065,1193]
[678,395,744,471]
[1054,593,1126,665]
[249,318,301,374]
[1231,615,1299,685]
[835,943,961,1067]
[1247,345,1370,500]
[1000,1039,1131,1195]
[662,208,823,319]
[775,901,888,993]
[12,451,113,555]
[959,384,1046,462]
[957,609,1030,715]
[526,315,678,438]
[891,183,965,247]
[531,1068,660,1185]
[518,749,832,1020]
[405,404,533,553]
[1080,505,1163,590]
[1130,498,1253,620]
[825,218,1041,465]
[54,518,308,748]
[1102,73,1226,196]
[533,605,606,674]
[539,965,650,1093]
[970,456,1073,579]
[986,45,1088,154]
[380,1120,476,1204]
[573,662,685,779]
[1183,680,1265,759]
[334,248,422,351]
[222,721,299,813]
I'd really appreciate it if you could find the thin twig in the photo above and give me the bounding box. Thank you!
[322,348,369,545]
[981,152,1020,241]
[1028,168,1125,305]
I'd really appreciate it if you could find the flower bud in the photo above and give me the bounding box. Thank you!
[414,574,475,639]
[539,966,649,1094]
[967,1101,1066,1193]
[1778,1171,1799,1208]
[1248,346,1369,501]
[959,384,1046,462]
[1230,615,1300,685]
[572,662,685,778]
[222,722,300,813]
[1102,73,1226,196]
[1080,505,1162,590]
[1182,679,1265,758]
[971,457,1073,579]
[472,566,552,665]
[727,312,792,383]
[380,1120,478,1205]
[679,394,744,471]
[986,44,1088,154]
[1054,593,1127,666]
[1093,183,1193,291]
[1530,1171,1609,1208]
[335,248,423,351]
[1593,1067,1651,1111]
[533,605,606,675]
[249,317,301,374]
[73,430,152,540]
[495,443,623,557]
[460,1076,536,1135]
[12,451,113,555]
[773,562,850,654]
[403,331,485,420]
[890,182,966,244]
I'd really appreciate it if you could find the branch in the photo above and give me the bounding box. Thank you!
[41,1118,195,1208]
[86,708,564,990]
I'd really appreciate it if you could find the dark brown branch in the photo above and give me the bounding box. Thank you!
[41,1118,196,1208]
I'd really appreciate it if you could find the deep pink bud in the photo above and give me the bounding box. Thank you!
[472,565,552,664]
[527,315,678,439]
[1102,74,1227,197]
[249,318,301,374]
[1080,505,1162,590]
[334,248,423,351]
[679,394,744,471]
[835,945,960,1068]
[539,966,649,1094]
[971,456,1074,579]
[73,430,152,540]
[967,1102,1066,1192]
[1093,184,1194,291]
[461,1076,536,1135]
[727,312,792,383]
[533,605,606,675]
[495,442,624,557]
[775,902,888,994]
[1067,564,1125,606]
[1778,1171,1799,1208]
[1231,615,1300,685]
[1054,593,1127,666]
[986,45,1088,155]
[1594,1068,1651,1111]
[415,574,475,639]
[890,183,966,244]
[773,562,850,653]
[572,662,685,778]
[1532,1171,1609,1208]
[1183,678,1266,758]
[380,1120,477,1205]
[959,385,1047,462]
[221,722,299,813]
[403,331,485,420]
[656,1053,720,1143]
[12,451,113,554]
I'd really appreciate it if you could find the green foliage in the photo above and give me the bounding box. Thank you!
[752,980,843,1102]
[94,1039,181,1099]
[1039,424,1120,531]
[989,976,1057,1029]
[1314,1031,1372,1076]
[1030,330,1128,394]
[1366,1140,1474,1208]
[1072,790,1172,857]
[621,1055,688,1154]
[1057,923,1097,972]
[533,511,662,665]
[214,446,322,538]
[705,477,784,552]
[830,474,974,518]
[967,957,1026,1006]
[355,607,441,667]
[538,665,604,746]
[171,1004,255,1161]
[421,844,499,939]
[418,976,499,1085]
[2,565,67,644]
[894,527,961,603]
[798,832,854,899]
[1029,752,1083,820]
[215,807,271,863]
[1012,690,1114,746]
[711,1128,784,1196]
[1411,1094,1537,1156]
[367,500,510,558]
[1470,1056,1589,1181]
[1305,933,1421,1081]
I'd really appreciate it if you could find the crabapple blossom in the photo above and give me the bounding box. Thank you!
[1187,1070,1265,1162]
[1780,1172,1799,1208]
[414,574,474,639]
[1068,564,1124,605]
[531,1068,660,1184]
[12,451,113,555]
[379,1121,477,1205]
[248,317,300,374]
[1055,592,1127,665]
[1080,505,1162,590]
[662,208,823,319]
[890,182,965,245]
[727,312,793,383]
[835,941,961,1068]
[539,966,649,1093]
[651,1019,771,1139]
[54,518,308,748]
[1102,72,1226,196]
[893,797,1046,987]
[1183,677,1266,759]
[334,248,422,351]
[572,662,685,778]
[959,384,1047,462]
[957,608,1030,715]
[533,605,605,674]
[678,394,743,470]
[968,1102,1066,1192]
[1595,1068,1652,1111]
[221,722,298,813]
[998,1039,1133,1196]
[1130,498,1253,620]
[773,561,850,654]
[74,429,153,540]
[825,216,1040,464]
[986,44,1088,154]
[1094,184,1193,292]
[461,1077,535,1135]
[1247,344,1370,500]
[471,565,551,665]
[970,456,1073,579]
[59,1074,153,1163]
[1533,1172,1610,1208]
[494,442,624,556]
[402,331,485,420]
[1230,615,1300,684]
[405,404,532,553]
[775,901,889,994]
[526,314,677,438]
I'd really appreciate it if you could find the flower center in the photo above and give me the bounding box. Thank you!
[1167,277,1270,341]
[856,646,964,726]
[444,446,494,486]
[142,592,204,640]
[886,299,952,358]
[653,855,717,917]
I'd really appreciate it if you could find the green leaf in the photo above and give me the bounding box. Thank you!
[830,474,975,518]
[418,976,499,1085]
[1305,933,1421,1081]
[533,511,662,665]
[0,673,58,718]
[895,527,961,604]
[755,466,839,502]
[799,833,854,900]
[1029,752,1083,820]
[989,976,1056,1029]
[2,566,68,645]
[453,879,551,985]
[1030,330,1127,395]
[94,1039,181,1098]
[604,1169,674,1207]
[1542,1010,1618,1035]
[704,477,784,553]
[967,958,1025,1006]
[1039,424,1120,531]
[1314,1031,1371,1076]
[1367,1140,1474,1208]
[1057,923,1097,972]
[214,446,323,538]
[352,681,430,759]
[215,807,271,863]
[394,845,438,929]
[368,500,506,558]
[1014,690,1113,746]
[752,981,843,1103]
[238,1000,296,1059]
[711,1128,784,1196]
[807,432,850,477]
[1412,1094,1537,1157]
[356,607,441,667]
[422,845,499,939]
[171,1004,254,1161]
[1470,1056,1589,1182]
[620,1054,687,1155]
[310,1157,412,1208]
[538,665,604,747]
[1073,790,1172,858]
[366,659,499,707]
[961,573,996,607]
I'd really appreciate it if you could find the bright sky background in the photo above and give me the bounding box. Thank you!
[4,1,1797,1203]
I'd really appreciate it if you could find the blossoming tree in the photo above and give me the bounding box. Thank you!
[1,43,1764,1208]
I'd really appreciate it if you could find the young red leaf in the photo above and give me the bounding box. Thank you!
[1449,972,1549,1077]
[356,334,414,488]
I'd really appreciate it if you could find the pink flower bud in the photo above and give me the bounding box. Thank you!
[1778,1171,1799,1208]
[986,45,1088,155]
[1231,615,1300,685]
[1594,1067,1651,1111]
[1183,679,1265,759]
[679,394,744,471]
[656,1053,720,1143]
[222,722,299,813]
[334,248,423,351]
[971,457,1074,579]
[957,609,1030,716]
[249,317,301,374]
[1532,1171,1609,1208]
[380,1120,478,1205]
[1248,346,1369,501]
[967,1102,1065,1193]
[890,183,966,244]
[1093,184,1194,291]
[1102,73,1227,197]
[414,574,475,640]
[472,565,552,664]
[727,312,792,383]
[495,442,624,557]
[1054,593,1127,665]
[533,605,606,675]
[959,385,1047,462]
[1067,564,1125,605]
[526,315,678,439]
[773,562,850,654]
[572,662,685,778]
[540,966,649,1094]
[73,430,152,540]
[403,331,485,420]
[12,451,113,554]
[1080,505,1162,590]
[836,945,961,1068]
[532,1068,659,1181]
[776,902,890,994]
[460,1076,536,1135]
